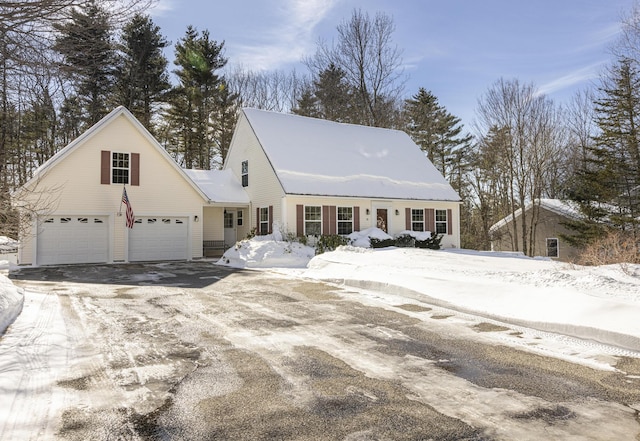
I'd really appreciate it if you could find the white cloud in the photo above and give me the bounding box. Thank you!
[538,62,605,96]
[233,0,340,71]
[148,0,176,17]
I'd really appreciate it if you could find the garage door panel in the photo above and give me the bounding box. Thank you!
[129,217,188,262]
[38,216,108,265]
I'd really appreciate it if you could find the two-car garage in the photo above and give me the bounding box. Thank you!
[36,215,189,265]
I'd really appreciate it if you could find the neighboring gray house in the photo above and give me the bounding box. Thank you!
[489,199,582,262]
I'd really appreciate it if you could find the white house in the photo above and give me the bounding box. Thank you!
[14,106,461,266]
[222,108,462,247]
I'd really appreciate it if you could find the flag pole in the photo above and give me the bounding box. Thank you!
[118,184,125,216]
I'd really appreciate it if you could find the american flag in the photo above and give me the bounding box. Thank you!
[122,187,135,229]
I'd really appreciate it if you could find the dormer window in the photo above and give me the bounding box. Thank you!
[112,152,130,184]
[241,160,248,187]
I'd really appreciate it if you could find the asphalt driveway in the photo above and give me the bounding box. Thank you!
[5,261,640,440]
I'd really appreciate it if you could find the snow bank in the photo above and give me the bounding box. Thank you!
[218,235,316,269]
[0,236,18,254]
[0,270,24,335]
[304,247,640,352]
[348,227,392,248]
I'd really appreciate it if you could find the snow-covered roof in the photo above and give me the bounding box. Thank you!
[489,199,582,233]
[242,108,461,201]
[183,169,250,204]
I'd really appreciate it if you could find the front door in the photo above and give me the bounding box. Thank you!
[224,211,236,247]
[376,209,388,233]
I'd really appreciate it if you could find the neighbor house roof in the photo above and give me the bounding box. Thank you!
[183,169,250,205]
[489,199,582,233]
[242,108,461,201]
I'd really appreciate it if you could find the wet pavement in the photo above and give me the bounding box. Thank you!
[7,261,640,440]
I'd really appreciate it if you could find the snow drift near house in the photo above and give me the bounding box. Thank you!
[0,267,24,335]
[218,235,316,268]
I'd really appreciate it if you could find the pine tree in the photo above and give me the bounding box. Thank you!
[314,63,352,122]
[211,80,239,167]
[115,13,170,132]
[565,58,640,245]
[166,26,227,169]
[404,88,472,185]
[292,88,320,118]
[54,1,116,126]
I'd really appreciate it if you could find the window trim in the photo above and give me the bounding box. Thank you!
[241,160,248,187]
[546,238,559,258]
[304,205,322,236]
[259,207,269,235]
[435,209,447,234]
[112,151,130,184]
[237,210,243,226]
[337,206,354,235]
[411,209,425,232]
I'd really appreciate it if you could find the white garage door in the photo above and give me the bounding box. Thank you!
[37,216,109,265]
[129,217,188,262]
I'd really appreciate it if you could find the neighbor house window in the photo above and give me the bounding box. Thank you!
[112,152,130,184]
[241,160,248,187]
[546,238,559,258]
[411,209,424,231]
[304,206,322,236]
[237,210,243,226]
[435,209,447,234]
[337,207,353,235]
[259,207,269,235]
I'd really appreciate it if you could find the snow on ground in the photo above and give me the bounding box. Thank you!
[1,227,639,358]
[0,260,24,335]
[217,229,640,354]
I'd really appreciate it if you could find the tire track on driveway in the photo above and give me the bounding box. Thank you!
[0,290,71,441]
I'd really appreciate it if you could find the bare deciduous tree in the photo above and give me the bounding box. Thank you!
[227,66,306,113]
[474,78,566,256]
[305,8,405,127]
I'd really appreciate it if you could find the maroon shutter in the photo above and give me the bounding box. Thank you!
[296,205,304,237]
[268,205,273,234]
[131,153,140,186]
[100,150,110,184]
[405,208,411,230]
[447,208,452,235]
[322,206,329,235]
[256,207,260,234]
[353,206,360,231]
[329,206,336,235]
[425,208,435,233]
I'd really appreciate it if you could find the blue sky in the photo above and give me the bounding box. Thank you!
[149,0,633,129]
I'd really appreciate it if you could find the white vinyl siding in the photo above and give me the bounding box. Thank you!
[17,109,205,265]
[224,112,285,230]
